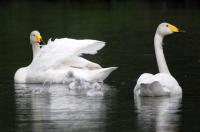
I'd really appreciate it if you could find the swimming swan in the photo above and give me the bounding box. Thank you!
[134,23,183,96]
[14,31,117,83]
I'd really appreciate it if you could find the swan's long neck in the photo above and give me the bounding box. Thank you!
[32,43,40,59]
[154,33,170,74]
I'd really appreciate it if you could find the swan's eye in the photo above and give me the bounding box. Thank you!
[166,25,169,27]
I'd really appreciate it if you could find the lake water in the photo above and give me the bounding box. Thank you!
[1,0,200,132]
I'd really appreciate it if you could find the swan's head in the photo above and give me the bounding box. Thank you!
[156,23,181,37]
[30,30,44,45]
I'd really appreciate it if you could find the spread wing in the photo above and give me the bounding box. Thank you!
[30,38,105,71]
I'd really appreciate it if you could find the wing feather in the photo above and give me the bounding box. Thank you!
[31,38,105,71]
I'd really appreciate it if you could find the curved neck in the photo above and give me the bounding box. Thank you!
[32,43,40,60]
[154,33,170,74]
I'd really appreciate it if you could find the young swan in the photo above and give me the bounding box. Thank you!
[134,23,184,96]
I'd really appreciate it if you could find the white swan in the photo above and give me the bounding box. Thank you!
[134,23,183,96]
[14,31,117,83]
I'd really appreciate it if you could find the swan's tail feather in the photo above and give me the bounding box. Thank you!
[140,81,170,96]
[88,67,118,82]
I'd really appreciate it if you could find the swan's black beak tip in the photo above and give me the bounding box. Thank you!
[40,39,45,45]
[179,30,186,33]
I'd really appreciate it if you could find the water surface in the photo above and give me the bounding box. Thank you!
[1,0,200,132]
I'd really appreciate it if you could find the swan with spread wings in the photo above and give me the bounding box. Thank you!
[14,31,117,83]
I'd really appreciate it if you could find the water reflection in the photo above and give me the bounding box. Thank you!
[14,83,115,132]
[134,95,182,132]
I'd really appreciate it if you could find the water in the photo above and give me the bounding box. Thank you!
[1,0,200,131]
[14,84,114,132]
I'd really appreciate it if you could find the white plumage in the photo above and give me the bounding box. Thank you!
[134,23,183,96]
[31,38,105,71]
[134,73,181,96]
[14,31,117,83]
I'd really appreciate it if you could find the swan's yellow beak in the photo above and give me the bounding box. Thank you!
[35,34,42,43]
[168,24,179,32]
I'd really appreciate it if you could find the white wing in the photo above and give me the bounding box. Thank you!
[47,38,105,56]
[30,38,105,71]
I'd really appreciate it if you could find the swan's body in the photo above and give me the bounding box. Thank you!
[14,31,117,83]
[134,23,183,96]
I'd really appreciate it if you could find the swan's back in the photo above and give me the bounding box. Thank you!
[134,73,182,96]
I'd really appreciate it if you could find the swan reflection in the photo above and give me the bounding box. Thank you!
[15,83,115,131]
[134,95,182,132]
